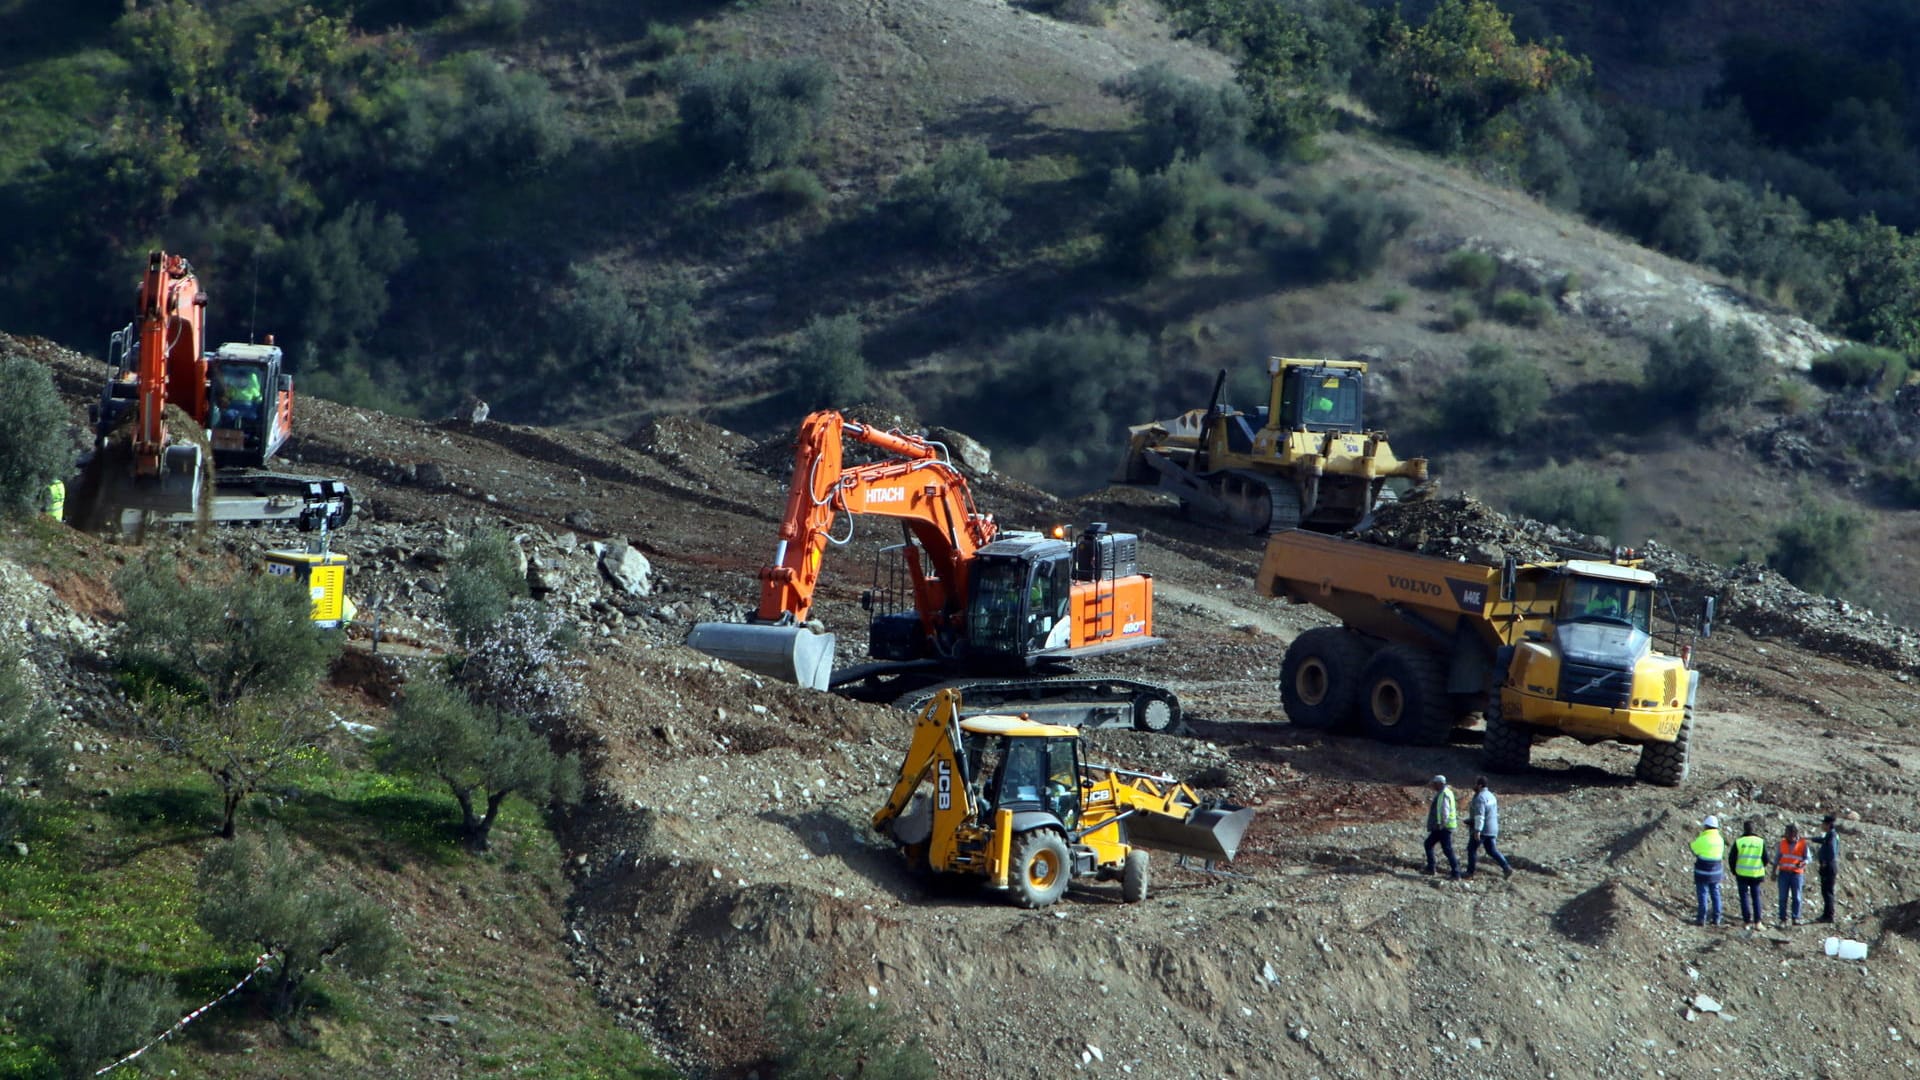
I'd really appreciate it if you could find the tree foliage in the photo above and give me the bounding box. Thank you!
[890,141,1013,254]
[442,528,529,649]
[677,58,833,171]
[1370,0,1590,152]
[765,984,935,1080]
[791,313,868,408]
[195,825,400,1020]
[1642,317,1768,418]
[1160,0,1327,152]
[1109,63,1252,169]
[1771,500,1867,597]
[1508,463,1624,539]
[0,646,63,847]
[0,926,176,1080]
[1440,343,1548,438]
[380,675,582,851]
[113,557,341,836]
[0,354,73,521]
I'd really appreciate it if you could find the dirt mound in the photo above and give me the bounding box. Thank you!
[1552,880,1635,945]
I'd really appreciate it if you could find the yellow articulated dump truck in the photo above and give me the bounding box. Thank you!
[873,689,1253,908]
[1255,531,1708,786]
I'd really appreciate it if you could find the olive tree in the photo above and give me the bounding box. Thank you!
[0,353,73,520]
[0,926,175,1080]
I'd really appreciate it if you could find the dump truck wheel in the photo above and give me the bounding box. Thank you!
[1280,628,1367,730]
[1482,697,1533,773]
[1010,830,1072,909]
[1358,645,1452,745]
[1121,849,1151,903]
[1635,706,1693,787]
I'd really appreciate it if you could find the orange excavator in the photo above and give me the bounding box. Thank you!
[83,250,352,532]
[688,410,1183,732]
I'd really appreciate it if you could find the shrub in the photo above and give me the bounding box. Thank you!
[1030,0,1122,25]
[984,316,1156,475]
[791,313,867,407]
[262,202,416,370]
[1441,248,1498,290]
[0,926,176,1080]
[0,648,62,845]
[379,676,583,851]
[1490,288,1553,327]
[1440,343,1547,437]
[1642,316,1768,417]
[0,354,73,520]
[1448,298,1478,330]
[1368,0,1590,152]
[1103,159,1241,279]
[437,54,574,176]
[1379,290,1408,312]
[677,57,833,171]
[1508,463,1624,538]
[458,604,583,730]
[1160,0,1328,153]
[443,527,529,648]
[195,825,400,1019]
[558,263,643,371]
[1272,185,1418,281]
[639,22,688,60]
[764,166,829,217]
[890,142,1013,254]
[1811,343,1909,397]
[766,984,935,1080]
[1770,500,1865,596]
[1108,62,1252,169]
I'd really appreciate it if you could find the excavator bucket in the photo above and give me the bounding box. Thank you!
[685,622,837,691]
[1126,804,1255,863]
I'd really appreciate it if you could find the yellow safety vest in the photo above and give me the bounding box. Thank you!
[1690,830,1724,861]
[1732,835,1765,877]
[45,479,64,522]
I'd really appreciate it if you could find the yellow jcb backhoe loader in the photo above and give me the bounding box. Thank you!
[872,689,1253,908]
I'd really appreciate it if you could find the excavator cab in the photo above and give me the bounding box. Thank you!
[206,343,291,469]
[1275,363,1365,433]
[966,538,1073,665]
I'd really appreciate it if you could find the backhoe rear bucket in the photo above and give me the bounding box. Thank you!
[685,622,836,691]
[1126,804,1254,863]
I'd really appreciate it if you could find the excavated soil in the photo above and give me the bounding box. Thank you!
[12,330,1920,1079]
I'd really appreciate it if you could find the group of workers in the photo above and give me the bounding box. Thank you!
[1690,814,1841,927]
[1422,775,1511,880]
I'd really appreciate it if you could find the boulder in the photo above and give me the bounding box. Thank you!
[928,426,992,475]
[600,540,653,596]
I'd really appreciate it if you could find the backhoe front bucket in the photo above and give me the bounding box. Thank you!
[685,622,836,691]
[1126,804,1254,863]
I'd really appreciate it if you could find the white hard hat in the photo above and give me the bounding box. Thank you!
[1430,775,1447,785]
[1702,815,1719,829]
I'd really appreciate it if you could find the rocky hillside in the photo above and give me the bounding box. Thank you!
[8,331,1920,1077]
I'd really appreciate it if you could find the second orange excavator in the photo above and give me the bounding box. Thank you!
[81,251,352,532]
[688,410,1183,732]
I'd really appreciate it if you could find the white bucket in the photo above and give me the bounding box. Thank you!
[1825,937,1868,961]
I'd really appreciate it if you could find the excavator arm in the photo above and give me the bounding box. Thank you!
[757,410,997,626]
[132,251,208,482]
[690,411,999,690]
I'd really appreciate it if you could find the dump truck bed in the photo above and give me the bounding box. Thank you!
[1255,531,1562,653]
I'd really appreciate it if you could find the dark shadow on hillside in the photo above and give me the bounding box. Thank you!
[0,0,120,67]
[100,788,225,854]
[1203,722,1640,796]
[269,791,465,868]
[528,0,728,44]
[928,99,1132,172]
[756,807,967,906]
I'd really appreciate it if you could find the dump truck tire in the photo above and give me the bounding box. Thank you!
[1635,706,1693,787]
[1482,697,1533,773]
[1121,850,1151,903]
[1010,830,1072,909]
[1358,645,1452,745]
[1281,628,1368,730]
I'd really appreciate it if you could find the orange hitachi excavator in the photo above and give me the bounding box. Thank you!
[82,250,351,532]
[688,410,1183,732]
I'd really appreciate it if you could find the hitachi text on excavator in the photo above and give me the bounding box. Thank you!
[688,410,1184,731]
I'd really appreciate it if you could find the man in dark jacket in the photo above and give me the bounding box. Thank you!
[1423,775,1460,880]
[1817,814,1841,923]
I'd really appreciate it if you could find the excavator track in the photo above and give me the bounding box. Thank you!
[885,675,1184,735]
[114,470,353,533]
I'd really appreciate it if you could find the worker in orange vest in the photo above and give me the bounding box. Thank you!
[1776,822,1810,926]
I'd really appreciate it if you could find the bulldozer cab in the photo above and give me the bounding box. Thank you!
[1275,363,1365,433]
[967,541,1072,662]
[1559,563,1653,634]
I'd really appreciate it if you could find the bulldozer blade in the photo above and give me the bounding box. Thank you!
[685,622,836,691]
[1126,804,1254,863]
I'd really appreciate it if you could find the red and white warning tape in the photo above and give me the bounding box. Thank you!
[94,953,274,1076]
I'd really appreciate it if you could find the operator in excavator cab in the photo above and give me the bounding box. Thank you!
[216,367,264,429]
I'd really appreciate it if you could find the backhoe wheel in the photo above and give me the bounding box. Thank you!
[1482,696,1533,774]
[1358,645,1453,746]
[1121,850,1151,904]
[1635,706,1693,787]
[1010,830,1072,909]
[1280,628,1368,731]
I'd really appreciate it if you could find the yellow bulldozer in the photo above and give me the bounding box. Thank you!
[873,689,1253,908]
[1117,358,1427,533]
